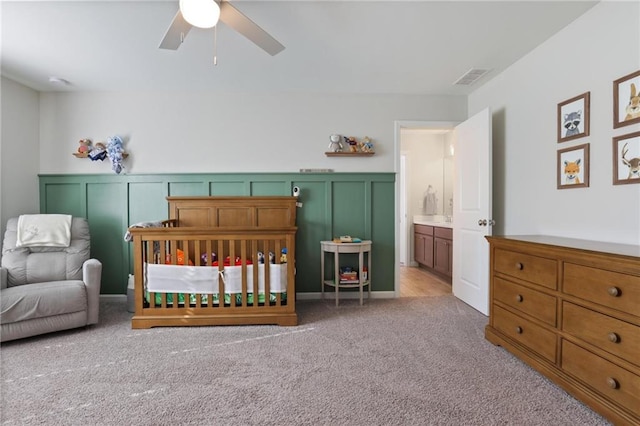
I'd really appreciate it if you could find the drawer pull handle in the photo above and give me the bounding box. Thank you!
[515,326,523,334]
[608,332,620,343]
[515,294,523,303]
[607,286,621,297]
[515,262,523,270]
[606,377,619,389]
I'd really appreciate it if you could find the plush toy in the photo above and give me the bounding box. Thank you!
[106,135,125,174]
[77,139,92,154]
[201,252,217,265]
[359,136,374,153]
[280,248,288,263]
[89,142,108,161]
[165,249,193,265]
[345,136,358,152]
[328,134,343,152]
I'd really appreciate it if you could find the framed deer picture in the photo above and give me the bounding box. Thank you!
[613,70,640,128]
[558,92,590,143]
[557,143,589,189]
[613,131,640,185]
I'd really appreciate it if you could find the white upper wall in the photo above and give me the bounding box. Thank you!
[469,1,640,245]
[39,92,466,174]
[0,77,40,234]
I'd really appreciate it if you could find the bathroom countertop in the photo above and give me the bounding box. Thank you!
[413,215,453,228]
[413,220,453,229]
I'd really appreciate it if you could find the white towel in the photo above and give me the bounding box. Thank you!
[16,214,72,247]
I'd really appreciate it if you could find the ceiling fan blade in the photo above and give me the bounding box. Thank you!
[159,10,193,50]
[219,1,285,56]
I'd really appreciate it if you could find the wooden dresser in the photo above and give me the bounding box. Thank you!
[485,235,640,425]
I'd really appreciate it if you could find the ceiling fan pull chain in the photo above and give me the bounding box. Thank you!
[180,32,185,44]
[213,25,218,66]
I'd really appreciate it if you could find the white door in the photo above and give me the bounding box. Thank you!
[452,108,492,315]
[399,154,408,265]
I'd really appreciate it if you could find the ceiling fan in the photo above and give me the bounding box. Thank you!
[159,0,285,56]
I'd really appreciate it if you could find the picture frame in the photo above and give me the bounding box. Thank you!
[557,143,589,189]
[557,92,590,143]
[613,70,640,128]
[613,131,640,185]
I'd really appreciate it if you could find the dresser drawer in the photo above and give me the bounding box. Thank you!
[562,340,640,417]
[562,302,640,367]
[493,305,556,362]
[494,277,556,326]
[494,248,557,290]
[564,263,640,317]
[414,224,433,236]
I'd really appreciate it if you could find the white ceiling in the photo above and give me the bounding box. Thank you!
[1,0,598,95]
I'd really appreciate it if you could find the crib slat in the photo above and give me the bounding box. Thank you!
[217,239,225,308]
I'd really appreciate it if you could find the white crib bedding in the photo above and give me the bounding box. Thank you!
[145,263,288,294]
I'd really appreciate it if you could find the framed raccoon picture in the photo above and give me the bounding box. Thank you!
[557,92,590,143]
[557,143,589,189]
[613,131,640,185]
[613,70,640,129]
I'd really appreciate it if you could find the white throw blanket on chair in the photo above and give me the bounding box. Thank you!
[16,214,72,247]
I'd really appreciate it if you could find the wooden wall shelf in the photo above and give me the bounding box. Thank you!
[73,152,129,159]
[325,152,374,157]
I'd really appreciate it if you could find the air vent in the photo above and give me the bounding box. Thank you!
[453,68,490,86]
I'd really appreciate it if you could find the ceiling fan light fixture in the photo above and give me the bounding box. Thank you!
[179,0,220,29]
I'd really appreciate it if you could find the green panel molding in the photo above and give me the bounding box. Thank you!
[39,173,395,295]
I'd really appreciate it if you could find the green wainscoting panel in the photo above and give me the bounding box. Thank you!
[41,183,85,218]
[331,181,367,238]
[250,180,289,196]
[370,181,395,291]
[292,180,329,293]
[127,182,167,224]
[210,181,246,195]
[86,182,126,294]
[39,173,395,295]
[168,181,207,196]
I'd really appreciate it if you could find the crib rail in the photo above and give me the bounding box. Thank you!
[129,226,297,328]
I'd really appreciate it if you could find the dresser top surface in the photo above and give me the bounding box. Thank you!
[487,235,640,259]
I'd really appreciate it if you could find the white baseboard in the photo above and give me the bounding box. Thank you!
[296,291,395,300]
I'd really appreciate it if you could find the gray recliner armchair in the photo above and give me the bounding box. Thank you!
[1,216,102,342]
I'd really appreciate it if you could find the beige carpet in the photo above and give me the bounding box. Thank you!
[0,296,610,425]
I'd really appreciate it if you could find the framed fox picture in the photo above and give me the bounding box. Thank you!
[613,70,640,128]
[557,143,589,189]
[557,92,590,143]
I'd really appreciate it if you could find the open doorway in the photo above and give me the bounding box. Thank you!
[395,120,458,298]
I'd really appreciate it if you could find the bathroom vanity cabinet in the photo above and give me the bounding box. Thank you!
[414,224,452,281]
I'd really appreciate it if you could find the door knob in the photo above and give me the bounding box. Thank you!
[478,219,487,226]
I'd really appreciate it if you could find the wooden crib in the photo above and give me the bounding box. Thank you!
[129,196,298,328]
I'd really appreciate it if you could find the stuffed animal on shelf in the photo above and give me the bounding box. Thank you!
[77,139,92,154]
[359,136,374,153]
[345,136,358,152]
[89,142,108,161]
[106,135,125,174]
[328,134,343,152]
